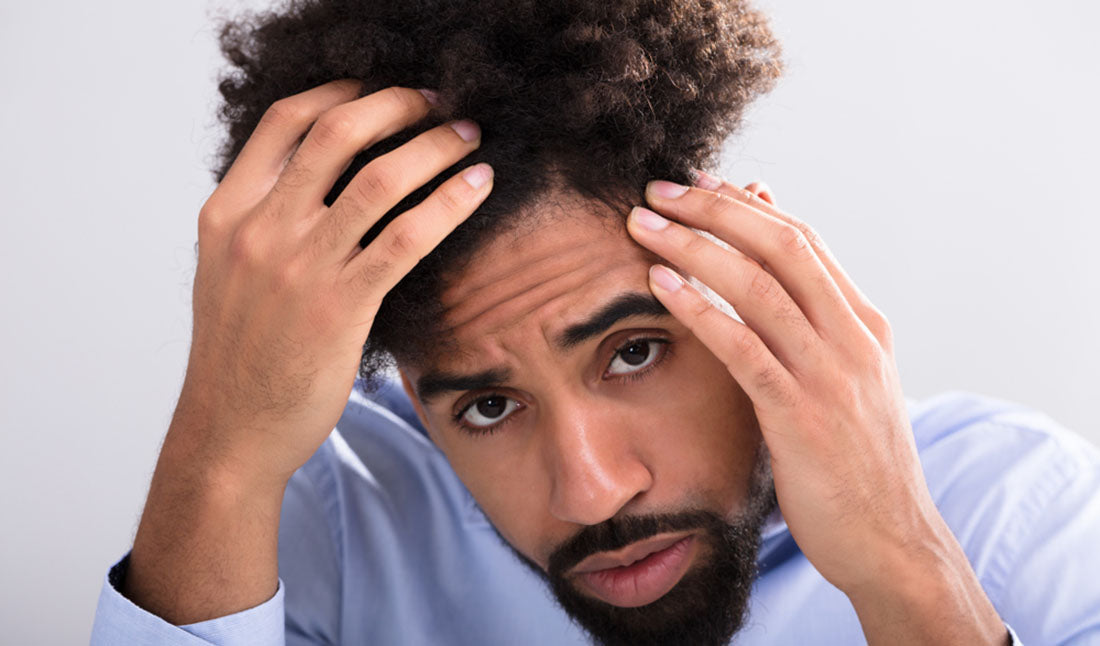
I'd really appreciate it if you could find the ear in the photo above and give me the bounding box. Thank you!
[743,181,776,206]
[399,369,433,432]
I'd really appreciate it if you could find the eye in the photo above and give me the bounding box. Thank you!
[606,338,667,376]
[460,395,521,429]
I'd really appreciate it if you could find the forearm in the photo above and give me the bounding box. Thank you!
[121,417,289,625]
[846,520,1009,646]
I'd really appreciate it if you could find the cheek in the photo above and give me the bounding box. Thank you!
[640,339,761,507]
[434,433,557,566]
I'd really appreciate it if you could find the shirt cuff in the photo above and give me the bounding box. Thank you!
[90,552,285,646]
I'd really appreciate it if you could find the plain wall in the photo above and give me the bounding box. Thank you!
[1,0,1096,643]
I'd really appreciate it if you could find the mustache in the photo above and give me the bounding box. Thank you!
[547,509,728,579]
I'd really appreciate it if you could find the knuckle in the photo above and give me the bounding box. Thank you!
[276,158,314,191]
[381,86,418,114]
[272,258,305,291]
[228,223,264,266]
[753,364,782,393]
[864,305,894,345]
[433,183,465,213]
[775,224,811,257]
[701,190,734,218]
[680,229,712,257]
[348,257,392,296]
[688,292,716,320]
[417,127,463,162]
[311,109,357,148]
[747,268,781,303]
[260,98,309,132]
[732,185,757,203]
[754,365,795,406]
[382,222,421,260]
[197,203,228,241]
[731,326,761,360]
[792,218,827,251]
[352,164,397,204]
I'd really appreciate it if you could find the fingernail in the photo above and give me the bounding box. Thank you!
[417,88,440,105]
[630,206,669,232]
[650,265,684,292]
[691,169,722,191]
[451,119,480,142]
[647,180,689,200]
[463,163,492,189]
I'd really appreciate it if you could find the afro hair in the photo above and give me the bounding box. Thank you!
[212,0,783,386]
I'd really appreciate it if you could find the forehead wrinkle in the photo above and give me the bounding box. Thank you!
[441,235,612,327]
[445,256,622,347]
[441,241,642,336]
[443,263,584,335]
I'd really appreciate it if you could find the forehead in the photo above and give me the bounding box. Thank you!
[435,204,658,363]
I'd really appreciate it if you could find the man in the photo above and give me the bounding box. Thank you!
[92,0,1100,644]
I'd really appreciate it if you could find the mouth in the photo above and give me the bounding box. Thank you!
[567,531,699,608]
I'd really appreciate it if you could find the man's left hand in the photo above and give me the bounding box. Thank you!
[626,172,1008,645]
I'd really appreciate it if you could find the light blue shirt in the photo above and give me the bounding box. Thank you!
[91,382,1100,645]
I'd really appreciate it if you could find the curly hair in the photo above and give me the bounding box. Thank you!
[212,0,783,388]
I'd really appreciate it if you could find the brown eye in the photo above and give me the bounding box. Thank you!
[620,342,650,366]
[607,339,665,376]
[477,397,507,418]
[461,395,520,429]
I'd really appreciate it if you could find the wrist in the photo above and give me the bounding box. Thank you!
[162,402,296,495]
[843,527,1007,646]
[125,425,289,624]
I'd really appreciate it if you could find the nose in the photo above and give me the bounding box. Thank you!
[542,400,653,526]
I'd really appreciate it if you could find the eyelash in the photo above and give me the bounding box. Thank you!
[451,336,673,436]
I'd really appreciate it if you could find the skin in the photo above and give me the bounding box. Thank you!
[626,175,1009,644]
[396,180,1009,645]
[397,206,763,574]
[122,81,494,622]
[124,79,1009,644]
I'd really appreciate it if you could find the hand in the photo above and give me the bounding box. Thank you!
[626,173,1006,644]
[125,80,492,623]
[174,80,492,487]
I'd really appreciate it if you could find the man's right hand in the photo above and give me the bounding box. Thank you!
[123,80,491,624]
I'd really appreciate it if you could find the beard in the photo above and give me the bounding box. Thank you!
[498,444,777,646]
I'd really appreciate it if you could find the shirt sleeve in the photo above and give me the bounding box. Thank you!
[89,552,286,646]
[986,429,1100,645]
[278,451,343,645]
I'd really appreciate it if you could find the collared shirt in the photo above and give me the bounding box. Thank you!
[91,382,1100,645]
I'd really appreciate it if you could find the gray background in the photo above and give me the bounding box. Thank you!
[1,0,1097,643]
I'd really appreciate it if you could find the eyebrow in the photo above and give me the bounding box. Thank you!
[416,367,512,405]
[557,292,670,350]
[415,292,670,405]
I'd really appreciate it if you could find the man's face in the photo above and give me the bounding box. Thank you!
[400,199,776,645]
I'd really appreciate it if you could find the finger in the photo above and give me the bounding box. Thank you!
[341,163,494,310]
[213,79,363,216]
[314,119,481,261]
[627,206,820,371]
[272,86,440,214]
[694,170,892,349]
[644,179,864,345]
[646,264,798,407]
[742,181,775,206]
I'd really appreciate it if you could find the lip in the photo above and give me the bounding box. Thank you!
[569,532,698,608]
